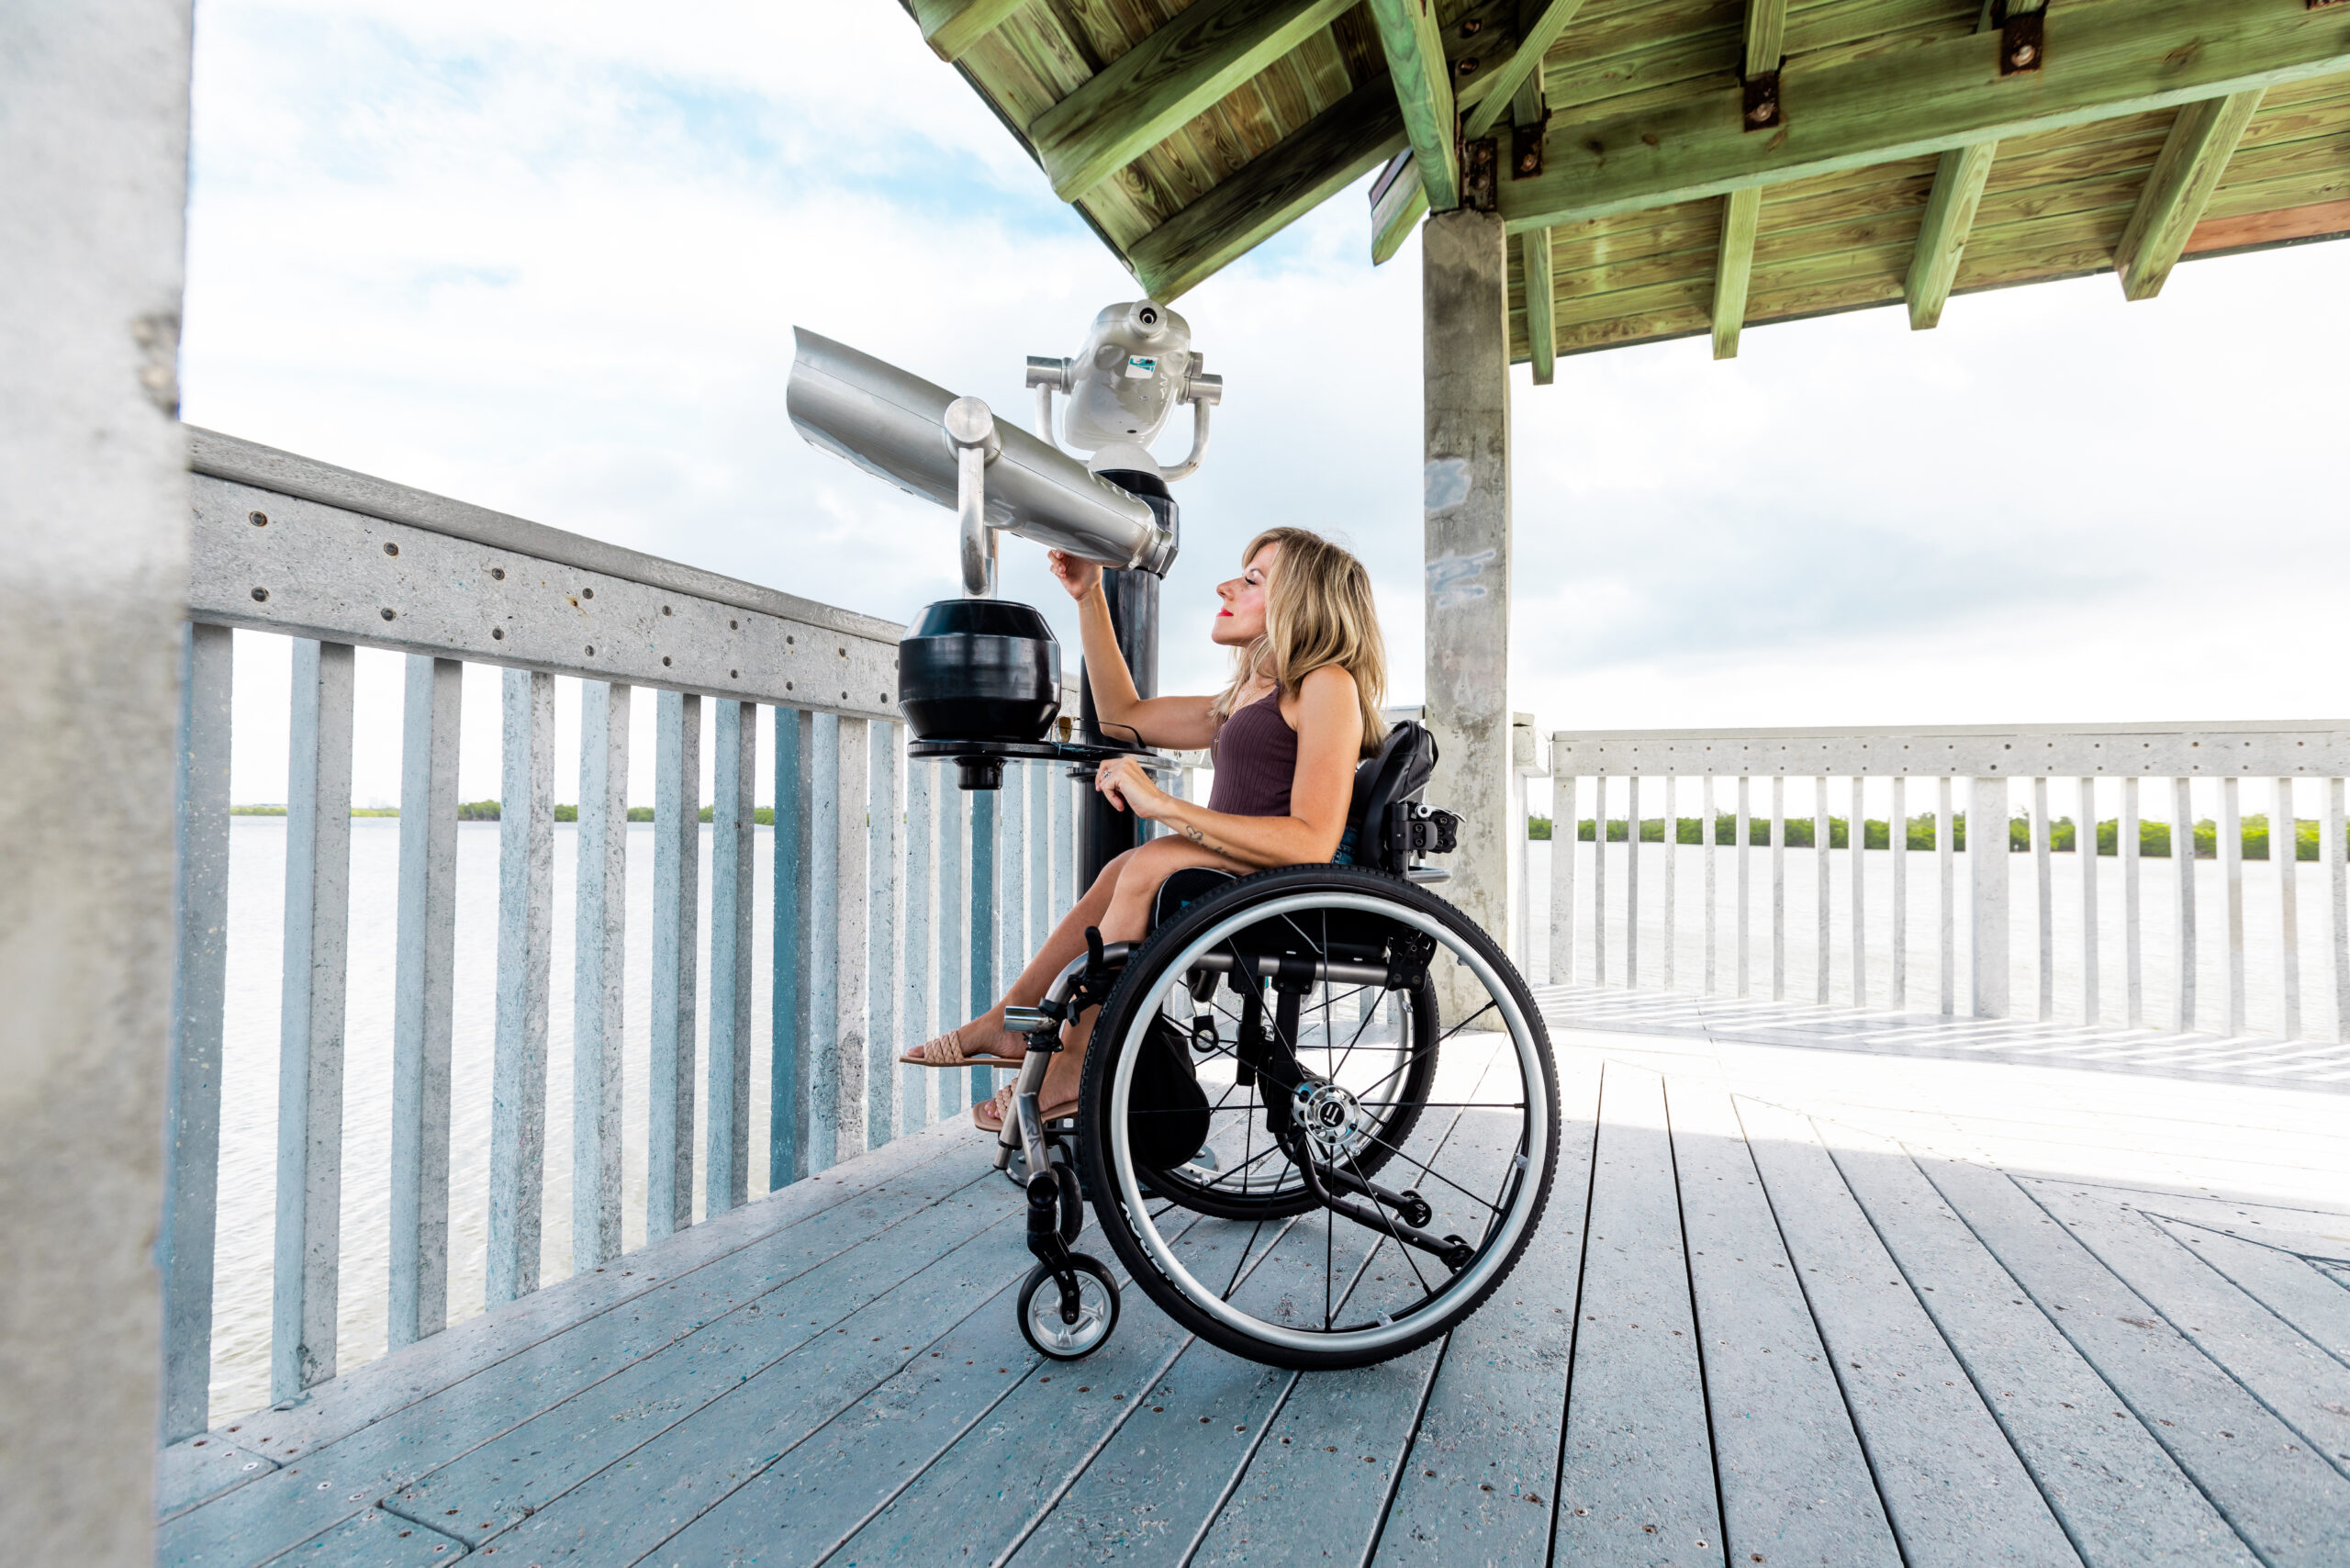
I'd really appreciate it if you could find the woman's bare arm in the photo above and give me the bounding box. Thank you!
[1094,666,1364,867]
[1055,554,1220,751]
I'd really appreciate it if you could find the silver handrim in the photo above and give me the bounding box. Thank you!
[1106,890,1550,1356]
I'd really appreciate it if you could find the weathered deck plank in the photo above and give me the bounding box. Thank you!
[196,1120,974,1463]
[1735,1098,2081,1566]
[1003,1224,1321,1562]
[158,1137,997,1565]
[1180,1046,1528,1567]
[1194,1342,1441,1566]
[380,1168,1019,1550]
[648,1205,1192,1567]
[1922,1156,2350,1566]
[153,1435,277,1524]
[278,1506,467,1563]
[1372,1057,1601,1566]
[1671,1084,1901,1567]
[2022,1180,2350,1483]
[1550,1065,1725,1566]
[1827,1132,2256,1568]
[476,1207,1046,1563]
[812,1227,1215,1563]
[2152,1216,2350,1365]
[162,1025,2350,1568]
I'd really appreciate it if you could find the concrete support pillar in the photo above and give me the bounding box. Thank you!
[0,0,193,1557]
[1422,208,1513,989]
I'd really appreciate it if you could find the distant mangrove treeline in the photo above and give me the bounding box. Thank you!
[1526,812,2336,861]
[231,803,778,825]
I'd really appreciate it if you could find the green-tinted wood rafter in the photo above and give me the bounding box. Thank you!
[1028,0,1360,203]
[1365,0,1461,210]
[1500,0,2350,232]
[2115,90,2269,299]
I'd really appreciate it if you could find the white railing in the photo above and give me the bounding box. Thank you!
[1517,724,2350,1044]
[161,431,1157,1438]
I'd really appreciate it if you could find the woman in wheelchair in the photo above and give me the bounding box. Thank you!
[901,530,1559,1371]
[901,525,1387,1132]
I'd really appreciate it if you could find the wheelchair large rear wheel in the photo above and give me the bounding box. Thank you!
[1076,865,1558,1371]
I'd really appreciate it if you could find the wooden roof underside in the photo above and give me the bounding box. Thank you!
[906,0,2350,364]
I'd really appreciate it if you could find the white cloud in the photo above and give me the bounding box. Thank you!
[185,0,2350,806]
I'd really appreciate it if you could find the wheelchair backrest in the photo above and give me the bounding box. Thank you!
[1347,722,1438,872]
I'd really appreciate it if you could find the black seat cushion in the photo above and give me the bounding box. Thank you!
[1152,866,1238,931]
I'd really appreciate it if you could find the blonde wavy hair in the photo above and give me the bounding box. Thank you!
[1210,527,1388,756]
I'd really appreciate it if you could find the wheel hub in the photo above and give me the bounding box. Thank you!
[1295,1081,1371,1160]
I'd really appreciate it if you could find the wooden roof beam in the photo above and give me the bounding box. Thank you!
[1131,79,1406,300]
[1371,152,1428,264]
[1522,226,1556,383]
[1498,0,2350,232]
[1711,189,1761,359]
[1462,0,1591,140]
[2115,90,2268,300]
[1709,0,1786,360]
[1902,4,2021,331]
[1027,0,1358,203]
[1367,0,1555,263]
[1365,0,1460,210]
[1904,143,1998,330]
[911,0,1024,64]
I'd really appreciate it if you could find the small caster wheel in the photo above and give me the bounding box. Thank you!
[1017,1255,1119,1360]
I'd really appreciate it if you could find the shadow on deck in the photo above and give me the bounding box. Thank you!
[157,1020,2350,1567]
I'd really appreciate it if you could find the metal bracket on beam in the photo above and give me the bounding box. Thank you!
[1742,66,1783,130]
[1993,0,2043,74]
[1511,111,1550,179]
[1460,136,1498,210]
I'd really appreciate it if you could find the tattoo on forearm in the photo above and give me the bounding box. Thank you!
[1181,823,1205,846]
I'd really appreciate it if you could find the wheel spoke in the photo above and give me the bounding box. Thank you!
[1357,1128,1505,1217]
[1224,1216,1270,1300]
[1435,998,1500,1043]
[1340,1145,1436,1302]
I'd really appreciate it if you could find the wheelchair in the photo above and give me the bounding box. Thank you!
[992,721,1561,1371]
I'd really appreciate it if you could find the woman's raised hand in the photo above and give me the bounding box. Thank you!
[1047,549,1102,601]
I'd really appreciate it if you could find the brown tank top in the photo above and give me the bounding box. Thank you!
[1208,687,1295,817]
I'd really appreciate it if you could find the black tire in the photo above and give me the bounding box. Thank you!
[1076,865,1559,1372]
[1015,1255,1120,1361]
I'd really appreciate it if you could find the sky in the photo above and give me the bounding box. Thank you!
[182,0,2350,808]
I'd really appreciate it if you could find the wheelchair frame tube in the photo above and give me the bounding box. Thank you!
[995,940,1136,1174]
[1185,952,1395,987]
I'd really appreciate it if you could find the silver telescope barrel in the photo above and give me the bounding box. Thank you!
[787,328,1176,576]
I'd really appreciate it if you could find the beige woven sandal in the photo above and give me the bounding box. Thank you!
[897,1024,1024,1070]
[972,1082,1077,1132]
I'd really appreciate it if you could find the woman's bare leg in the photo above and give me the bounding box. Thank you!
[987,836,1251,1120]
[944,848,1134,1060]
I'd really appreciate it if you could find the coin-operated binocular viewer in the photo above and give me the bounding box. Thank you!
[786,300,1222,884]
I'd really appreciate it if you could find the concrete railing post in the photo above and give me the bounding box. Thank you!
[1422,207,1513,1009]
[1970,776,2010,1017]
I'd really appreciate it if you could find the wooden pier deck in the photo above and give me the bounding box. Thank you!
[157,1014,2350,1568]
